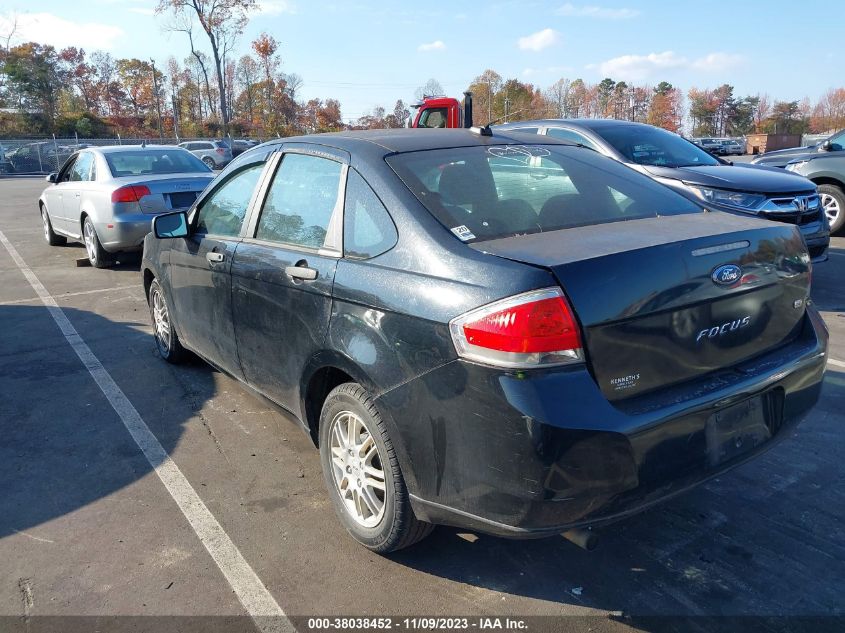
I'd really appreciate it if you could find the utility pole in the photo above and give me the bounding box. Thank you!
[150,58,163,139]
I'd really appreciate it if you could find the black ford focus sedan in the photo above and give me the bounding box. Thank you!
[142,129,827,553]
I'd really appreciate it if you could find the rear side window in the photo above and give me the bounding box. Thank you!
[387,144,701,242]
[546,127,599,151]
[256,153,342,249]
[195,164,263,237]
[343,169,397,259]
[70,153,94,181]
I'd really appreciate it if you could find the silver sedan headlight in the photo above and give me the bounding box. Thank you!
[685,185,766,210]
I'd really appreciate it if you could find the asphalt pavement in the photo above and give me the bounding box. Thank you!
[1,178,843,633]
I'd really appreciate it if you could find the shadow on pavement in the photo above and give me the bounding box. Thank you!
[0,304,215,538]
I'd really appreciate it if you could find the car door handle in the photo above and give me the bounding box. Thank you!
[75,192,81,198]
[285,265,318,281]
[206,252,225,264]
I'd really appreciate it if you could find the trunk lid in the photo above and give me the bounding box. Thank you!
[113,174,213,214]
[472,212,810,400]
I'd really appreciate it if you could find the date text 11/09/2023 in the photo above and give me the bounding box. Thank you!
[305,617,529,630]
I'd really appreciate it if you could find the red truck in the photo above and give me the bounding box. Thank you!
[411,92,474,128]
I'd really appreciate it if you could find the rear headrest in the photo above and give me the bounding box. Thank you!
[438,163,495,208]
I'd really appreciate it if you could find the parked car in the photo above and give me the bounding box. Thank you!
[39,145,214,267]
[6,142,63,173]
[230,139,258,157]
[178,140,233,169]
[0,144,12,174]
[141,129,826,553]
[751,129,845,168]
[719,139,744,156]
[784,152,845,232]
[696,137,723,153]
[496,119,829,261]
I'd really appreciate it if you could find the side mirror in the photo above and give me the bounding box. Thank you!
[153,211,189,239]
[46,173,57,183]
[822,140,832,151]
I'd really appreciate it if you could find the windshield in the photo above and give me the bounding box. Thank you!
[105,149,210,176]
[386,144,702,243]
[596,125,720,168]
[827,130,845,151]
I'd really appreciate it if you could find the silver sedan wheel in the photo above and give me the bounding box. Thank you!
[83,220,97,264]
[329,411,386,528]
[822,192,840,226]
[150,286,171,355]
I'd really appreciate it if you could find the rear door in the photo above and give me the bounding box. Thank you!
[61,152,96,234]
[168,161,266,376]
[231,148,345,409]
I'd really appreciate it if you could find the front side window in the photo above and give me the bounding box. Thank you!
[827,130,845,151]
[387,144,701,242]
[195,164,263,237]
[255,153,342,249]
[343,169,397,259]
[70,153,94,181]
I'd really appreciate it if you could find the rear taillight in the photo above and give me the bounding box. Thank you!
[449,288,583,368]
[111,185,151,203]
[216,148,225,154]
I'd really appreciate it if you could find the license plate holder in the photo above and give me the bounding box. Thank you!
[706,395,771,468]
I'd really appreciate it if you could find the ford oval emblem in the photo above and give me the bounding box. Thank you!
[712,264,742,286]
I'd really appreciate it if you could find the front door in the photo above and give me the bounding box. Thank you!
[169,163,265,377]
[231,151,345,411]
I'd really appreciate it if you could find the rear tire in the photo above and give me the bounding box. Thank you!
[819,184,845,234]
[202,156,216,169]
[82,216,113,268]
[41,205,66,246]
[148,278,186,364]
[319,383,433,553]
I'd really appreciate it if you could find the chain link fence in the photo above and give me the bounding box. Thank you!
[0,135,271,175]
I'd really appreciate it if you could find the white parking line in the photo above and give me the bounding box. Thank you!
[0,284,139,306]
[0,230,291,633]
[827,358,845,369]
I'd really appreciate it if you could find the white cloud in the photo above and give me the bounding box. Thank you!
[0,11,124,50]
[556,3,640,19]
[127,7,155,15]
[592,50,743,81]
[418,40,446,52]
[255,0,297,15]
[691,52,744,72]
[517,28,560,52]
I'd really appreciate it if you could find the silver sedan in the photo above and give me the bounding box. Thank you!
[39,146,215,267]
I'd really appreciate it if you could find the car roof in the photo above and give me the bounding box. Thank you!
[254,128,580,157]
[496,118,657,133]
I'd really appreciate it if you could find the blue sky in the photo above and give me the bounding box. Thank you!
[2,0,842,121]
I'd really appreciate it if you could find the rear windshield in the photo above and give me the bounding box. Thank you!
[596,125,721,167]
[105,149,209,176]
[386,144,702,243]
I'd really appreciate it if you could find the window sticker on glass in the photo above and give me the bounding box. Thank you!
[486,146,551,164]
[451,225,476,241]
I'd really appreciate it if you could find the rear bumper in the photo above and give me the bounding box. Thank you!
[95,215,153,252]
[377,308,828,538]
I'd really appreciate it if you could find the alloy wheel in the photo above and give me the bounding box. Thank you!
[83,221,97,263]
[822,192,840,226]
[151,287,171,355]
[328,410,386,528]
[41,210,50,241]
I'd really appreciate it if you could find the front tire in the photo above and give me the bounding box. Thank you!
[82,216,113,268]
[41,205,66,246]
[148,279,186,363]
[819,184,845,234]
[319,383,433,553]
